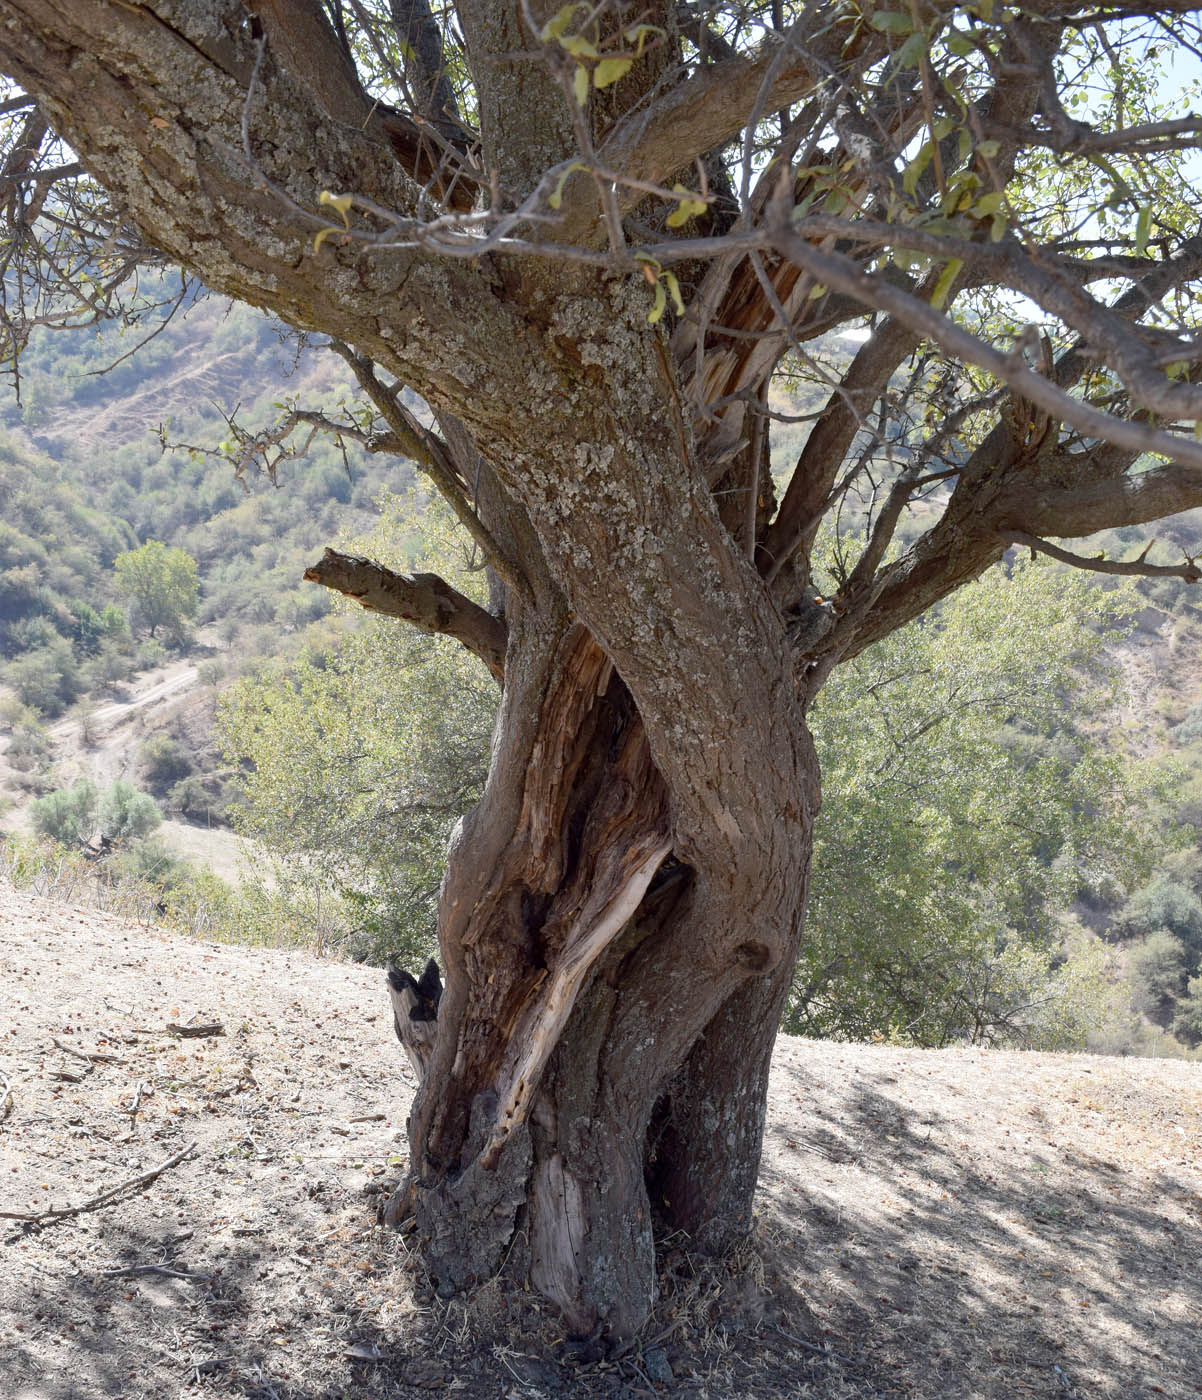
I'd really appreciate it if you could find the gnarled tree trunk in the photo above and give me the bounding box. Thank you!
[392,609,817,1338]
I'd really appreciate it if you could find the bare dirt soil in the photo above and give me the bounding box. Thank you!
[1,880,1199,1400]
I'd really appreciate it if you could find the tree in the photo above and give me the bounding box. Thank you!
[29,777,98,847]
[792,560,1156,1047]
[112,541,198,640]
[218,492,495,962]
[9,0,1202,1338]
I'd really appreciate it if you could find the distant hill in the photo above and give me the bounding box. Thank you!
[0,281,416,690]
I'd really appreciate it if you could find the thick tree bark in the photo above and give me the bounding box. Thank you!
[383,594,818,1338]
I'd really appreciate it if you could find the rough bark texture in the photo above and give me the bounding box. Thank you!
[5,0,1202,1345]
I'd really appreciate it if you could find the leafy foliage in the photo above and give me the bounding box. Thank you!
[29,777,98,847]
[789,562,1157,1048]
[217,492,496,962]
[1111,878,1202,955]
[112,540,199,640]
[1130,931,1189,1010]
[98,779,162,843]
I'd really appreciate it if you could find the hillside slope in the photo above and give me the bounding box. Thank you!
[1,881,1198,1400]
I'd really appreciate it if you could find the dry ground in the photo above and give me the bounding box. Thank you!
[1,880,1199,1400]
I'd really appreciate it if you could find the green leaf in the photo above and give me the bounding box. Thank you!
[319,190,352,230]
[540,4,584,42]
[972,192,1005,218]
[903,139,935,196]
[665,183,708,228]
[870,10,913,32]
[1135,204,1152,257]
[548,161,586,210]
[977,139,1001,159]
[593,56,633,89]
[647,279,668,324]
[623,23,664,53]
[894,31,928,68]
[930,257,963,310]
[946,33,975,56]
[313,226,342,252]
[663,271,685,316]
[560,35,597,58]
[573,64,590,106]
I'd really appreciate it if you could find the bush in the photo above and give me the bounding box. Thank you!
[29,778,98,846]
[136,638,167,670]
[1111,878,1202,954]
[1171,974,1202,1047]
[5,716,52,771]
[1175,701,1202,745]
[105,837,188,893]
[6,638,80,716]
[98,780,162,843]
[137,734,192,790]
[1130,930,1189,1009]
[166,773,230,823]
[81,638,136,692]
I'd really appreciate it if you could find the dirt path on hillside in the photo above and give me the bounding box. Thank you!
[0,881,1199,1400]
[48,663,199,744]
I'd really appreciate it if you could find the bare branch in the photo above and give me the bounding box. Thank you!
[303,548,508,682]
[1001,530,1202,581]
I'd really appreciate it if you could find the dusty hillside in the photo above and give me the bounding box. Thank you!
[0,880,1199,1400]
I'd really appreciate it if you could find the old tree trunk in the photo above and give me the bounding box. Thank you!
[8,0,1202,1340]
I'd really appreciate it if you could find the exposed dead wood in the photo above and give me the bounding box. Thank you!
[387,958,443,1083]
[305,549,507,682]
[51,1036,126,1064]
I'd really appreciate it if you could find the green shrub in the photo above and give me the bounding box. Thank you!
[137,733,192,790]
[1130,930,1189,1009]
[1171,974,1202,1047]
[1111,878,1202,953]
[98,780,162,843]
[1175,701,1202,745]
[29,778,98,846]
[166,773,229,823]
[6,638,80,716]
[5,716,52,771]
[105,837,188,892]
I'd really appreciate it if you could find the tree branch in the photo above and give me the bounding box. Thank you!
[303,548,507,682]
[1001,530,1202,581]
[771,226,1202,474]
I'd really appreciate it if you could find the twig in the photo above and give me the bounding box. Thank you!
[0,1072,12,1123]
[166,1022,225,1038]
[0,1139,198,1223]
[99,1263,213,1282]
[774,1324,858,1367]
[123,1081,149,1124]
[52,1036,126,1064]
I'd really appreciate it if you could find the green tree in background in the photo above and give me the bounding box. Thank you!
[218,493,495,961]
[29,777,98,847]
[113,540,198,640]
[789,563,1156,1049]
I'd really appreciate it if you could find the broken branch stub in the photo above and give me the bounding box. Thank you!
[388,957,443,1082]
